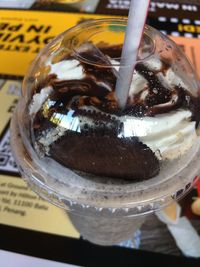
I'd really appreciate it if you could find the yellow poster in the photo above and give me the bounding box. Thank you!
[0,10,111,76]
[0,10,199,77]
[0,80,20,131]
[0,175,79,238]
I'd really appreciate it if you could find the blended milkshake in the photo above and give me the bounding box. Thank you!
[10,19,200,245]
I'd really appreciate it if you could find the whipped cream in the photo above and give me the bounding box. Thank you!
[121,110,197,160]
[29,86,53,115]
[113,56,187,99]
[49,59,84,80]
[37,125,67,155]
[32,56,198,162]
[145,55,187,89]
[68,106,197,161]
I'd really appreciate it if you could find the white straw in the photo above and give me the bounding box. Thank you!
[115,0,150,108]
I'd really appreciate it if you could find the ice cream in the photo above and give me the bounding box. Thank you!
[29,44,200,181]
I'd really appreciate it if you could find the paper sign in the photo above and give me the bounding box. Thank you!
[0,175,79,238]
[0,9,199,77]
[0,10,111,76]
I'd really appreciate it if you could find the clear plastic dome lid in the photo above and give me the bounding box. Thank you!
[15,19,200,210]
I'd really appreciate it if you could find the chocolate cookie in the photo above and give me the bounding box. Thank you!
[50,132,160,181]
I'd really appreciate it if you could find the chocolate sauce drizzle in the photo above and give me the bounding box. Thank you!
[33,45,200,121]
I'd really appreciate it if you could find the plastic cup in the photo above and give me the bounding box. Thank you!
[10,19,200,246]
